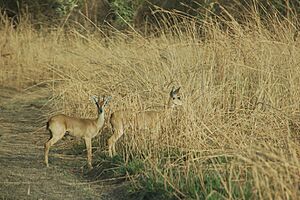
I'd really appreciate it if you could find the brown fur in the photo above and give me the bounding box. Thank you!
[108,87,182,157]
[44,96,111,169]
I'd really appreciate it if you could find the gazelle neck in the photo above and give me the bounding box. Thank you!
[96,111,105,129]
[165,98,175,110]
[95,103,105,130]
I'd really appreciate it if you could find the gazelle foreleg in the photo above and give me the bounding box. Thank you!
[84,137,93,169]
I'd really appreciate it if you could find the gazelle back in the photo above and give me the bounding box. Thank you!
[108,87,182,157]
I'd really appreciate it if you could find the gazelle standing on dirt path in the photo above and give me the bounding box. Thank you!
[108,87,182,157]
[44,96,111,170]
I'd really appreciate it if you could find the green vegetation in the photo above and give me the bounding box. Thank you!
[1,0,300,29]
[109,0,142,25]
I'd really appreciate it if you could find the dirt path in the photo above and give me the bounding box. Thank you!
[0,87,126,200]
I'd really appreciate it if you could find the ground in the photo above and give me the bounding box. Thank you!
[0,87,128,200]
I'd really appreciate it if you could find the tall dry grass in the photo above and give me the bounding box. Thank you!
[1,11,300,199]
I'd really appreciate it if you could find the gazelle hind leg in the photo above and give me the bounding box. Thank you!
[44,138,51,167]
[108,128,124,157]
[44,128,65,167]
[108,134,116,157]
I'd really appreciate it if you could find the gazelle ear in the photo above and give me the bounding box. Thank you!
[104,96,112,106]
[170,86,175,97]
[170,86,180,97]
[174,87,181,94]
[90,95,98,103]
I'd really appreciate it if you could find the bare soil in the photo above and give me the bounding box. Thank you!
[0,87,128,200]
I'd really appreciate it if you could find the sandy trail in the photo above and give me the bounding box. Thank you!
[0,87,125,200]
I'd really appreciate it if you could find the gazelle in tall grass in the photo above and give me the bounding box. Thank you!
[108,87,182,157]
[44,96,111,169]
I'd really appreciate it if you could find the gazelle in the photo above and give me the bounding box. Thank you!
[108,87,182,157]
[44,96,111,169]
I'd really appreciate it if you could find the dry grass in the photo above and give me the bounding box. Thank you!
[1,12,300,199]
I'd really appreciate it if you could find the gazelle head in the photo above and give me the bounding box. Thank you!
[168,86,182,108]
[91,95,112,114]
